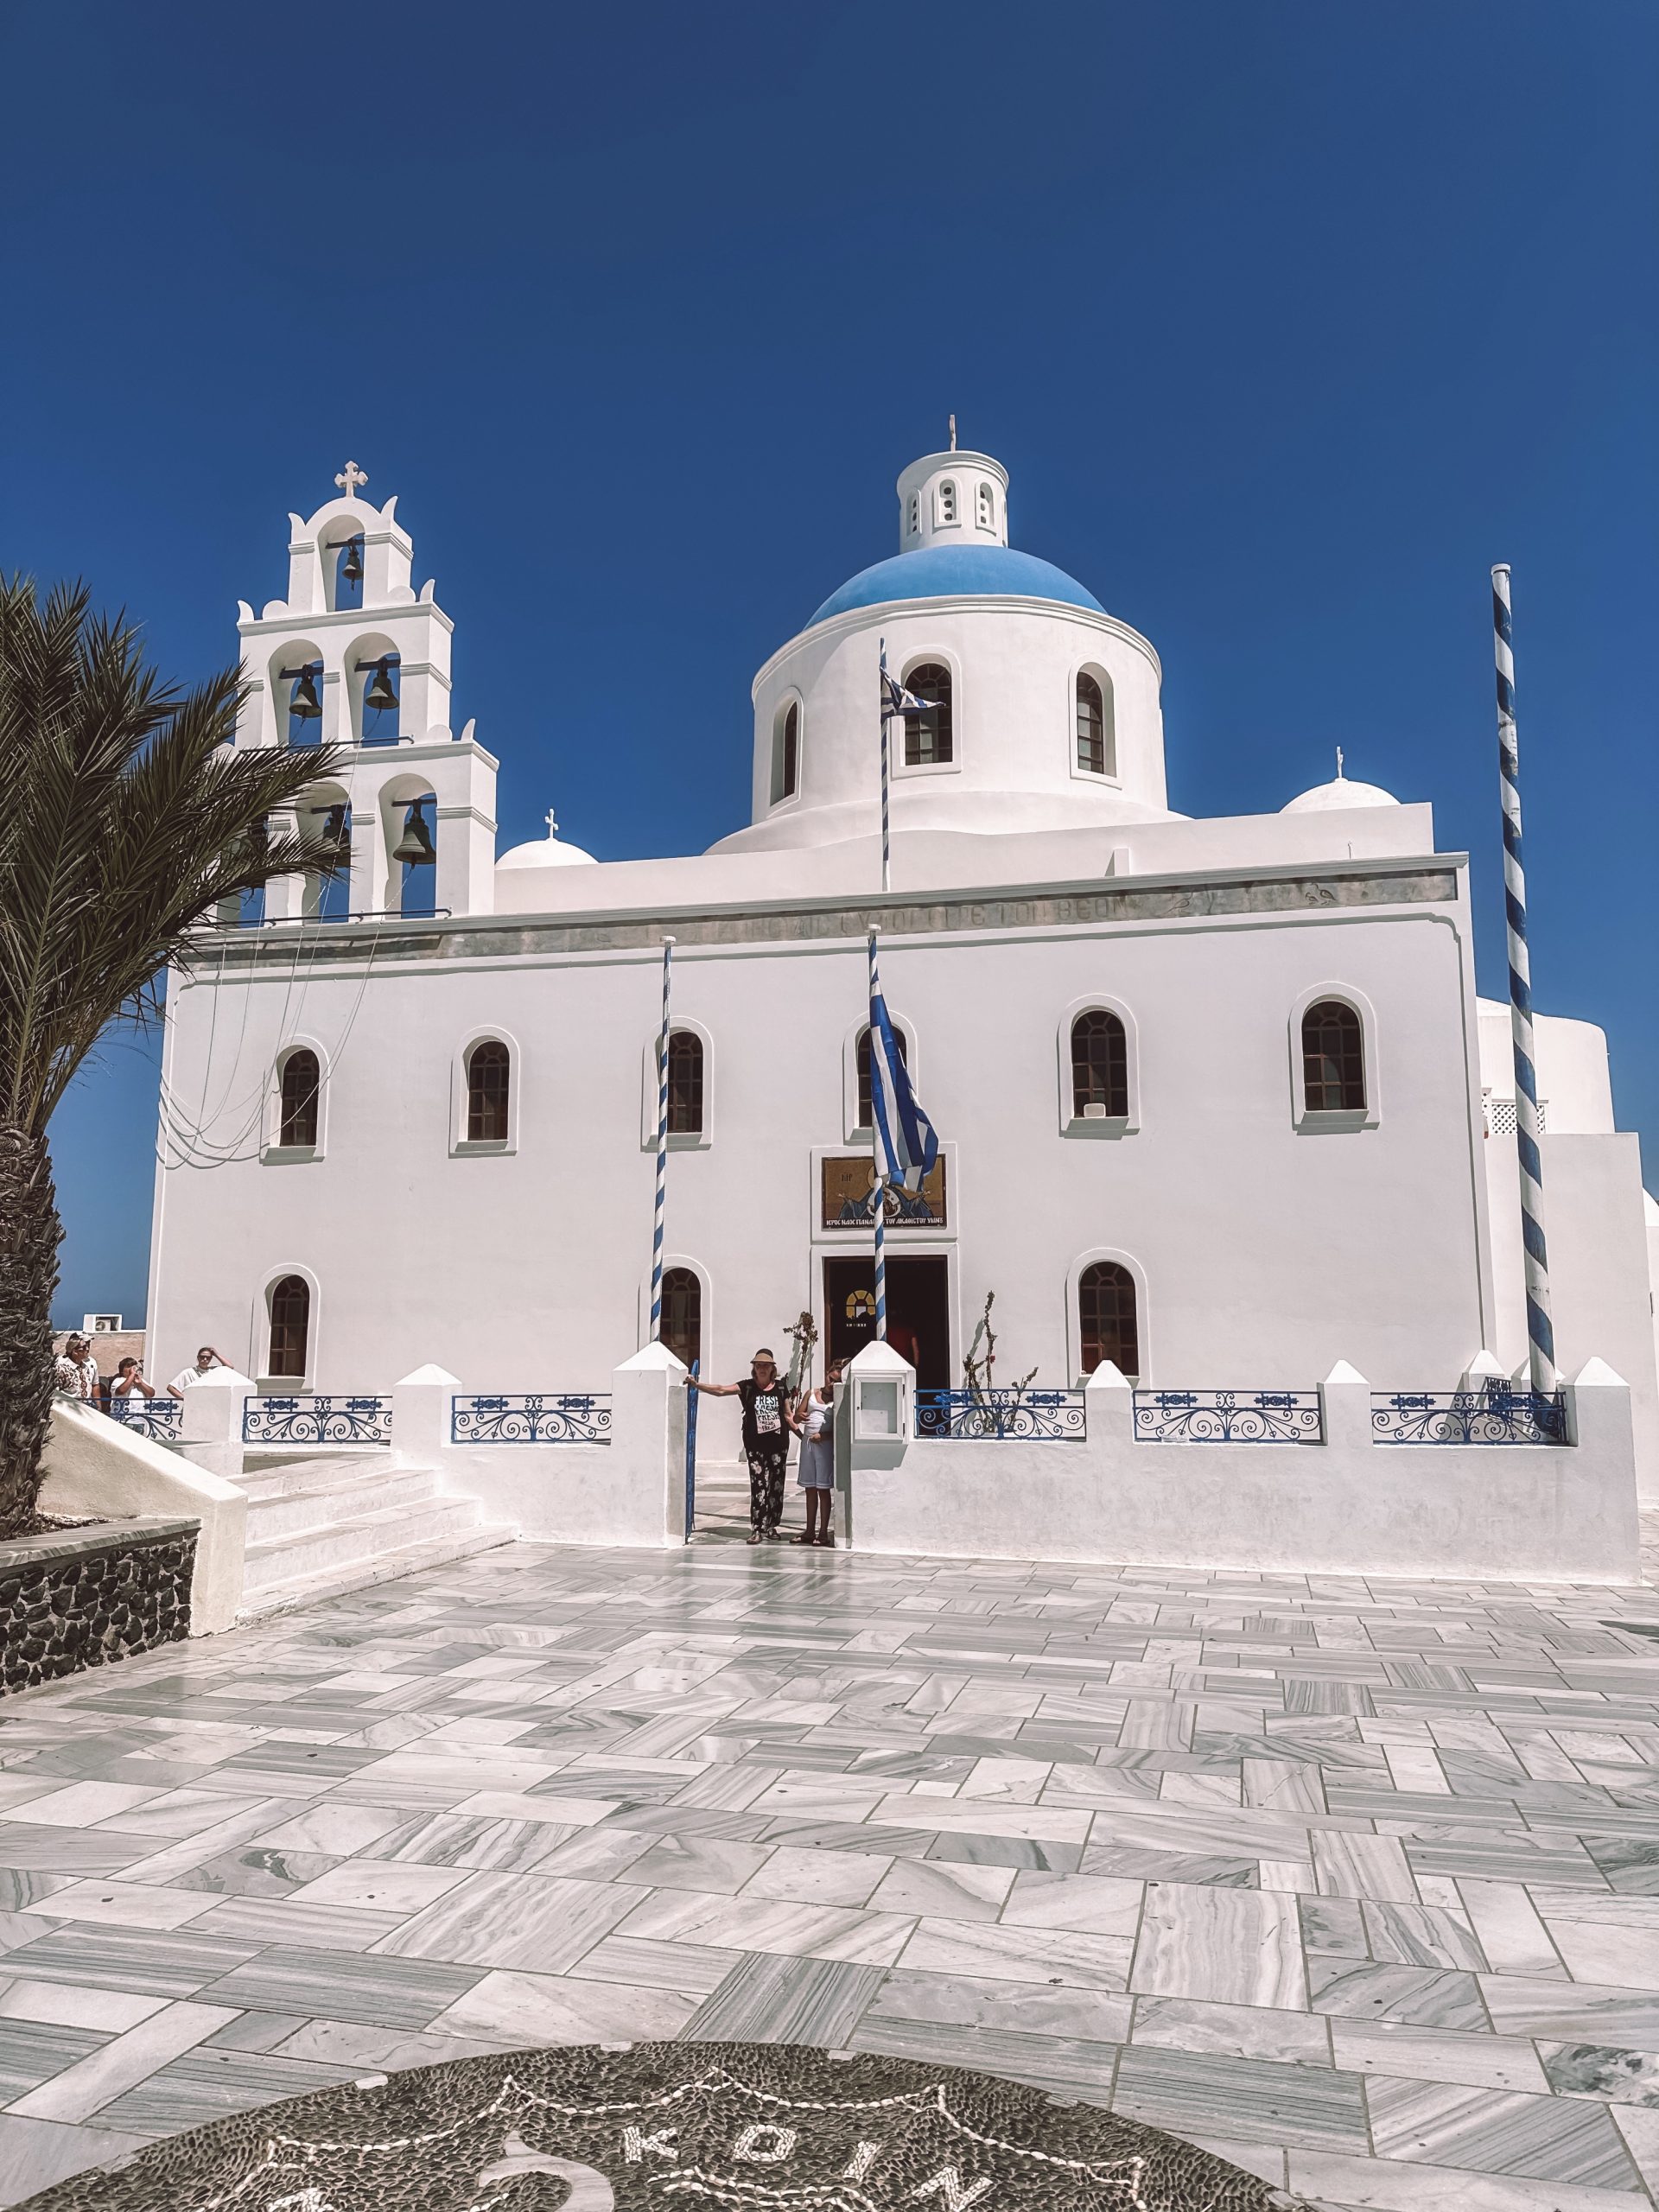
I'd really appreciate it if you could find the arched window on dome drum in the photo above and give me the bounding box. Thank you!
[666,1031,703,1135]
[906,493,919,536]
[856,1023,907,1129]
[1071,1012,1128,1120]
[661,1268,702,1372]
[277,1049,320,1148]
[267,1275,310,1379]
[976,482,995,531]
[1078,1262,1138,1380]
[466,1040,511,1142]
[903,663,952,766]
[1076,672,1110,776]
[938,480,957,526]
[771,701,799,805]
[1301,1000,1366,1112]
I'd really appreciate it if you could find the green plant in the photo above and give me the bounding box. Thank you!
[0,575,346,1533]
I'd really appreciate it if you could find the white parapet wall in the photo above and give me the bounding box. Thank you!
[393,1342,689,1548]
[837,1347,1642,1585]
[40,1399,249,1633]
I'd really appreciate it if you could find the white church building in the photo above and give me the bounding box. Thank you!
[145,441,1659,1494]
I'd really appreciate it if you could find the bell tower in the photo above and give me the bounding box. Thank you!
[233,464,498,919]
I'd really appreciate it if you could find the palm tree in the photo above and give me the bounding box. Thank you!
[0,575,346,1535]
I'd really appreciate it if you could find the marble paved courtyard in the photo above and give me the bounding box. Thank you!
[6,1542,1659,2209]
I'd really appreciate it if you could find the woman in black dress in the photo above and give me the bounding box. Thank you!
[686,1348,798,1543]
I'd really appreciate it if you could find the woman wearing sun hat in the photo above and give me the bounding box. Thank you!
[686,1349,799,1543]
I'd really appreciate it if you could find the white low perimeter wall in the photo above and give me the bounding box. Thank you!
[841,1364,1642,1584]
[40,1401,248,1632]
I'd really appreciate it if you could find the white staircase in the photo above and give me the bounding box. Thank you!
[234,1452,508,1619]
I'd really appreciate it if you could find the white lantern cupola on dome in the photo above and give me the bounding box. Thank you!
[898,420,1008,550]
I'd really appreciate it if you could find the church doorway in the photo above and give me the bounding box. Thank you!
[823,1255,950,1389]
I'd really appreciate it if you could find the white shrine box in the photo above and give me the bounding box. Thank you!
[852,1362,910,1442]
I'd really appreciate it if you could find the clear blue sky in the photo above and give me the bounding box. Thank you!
[7,2,1654,1327]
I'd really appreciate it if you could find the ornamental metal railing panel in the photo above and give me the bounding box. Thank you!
[242,1395,393,1446]
[451,1394,613,1445]
[109,1398,182,1440]
[913,1389,1086,1440]
[1133,1389,1325,1444]
[1371,1388,1569,1446]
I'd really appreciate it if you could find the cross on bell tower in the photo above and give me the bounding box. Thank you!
[334,460,369,499]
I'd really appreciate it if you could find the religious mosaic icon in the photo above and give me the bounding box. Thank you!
[821,1154,947,1230]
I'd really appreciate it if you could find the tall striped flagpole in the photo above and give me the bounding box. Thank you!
[879,638,892,895]
[868,927,887,1343]
[649,935,676,1342]
[1491,566,1554,1393]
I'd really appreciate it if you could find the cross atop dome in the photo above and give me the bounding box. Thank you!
[334,460,369,499]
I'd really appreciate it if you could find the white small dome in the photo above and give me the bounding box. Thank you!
[1281,755,1399,815]
[497,810,596,870]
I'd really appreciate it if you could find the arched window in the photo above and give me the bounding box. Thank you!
[1077,673,1108,775]
[357,653,400,745]
[1302,1000,1366,1111]
[903,663,952,766]
[856,1023,908,1129]
[666,1031,704,1135]
[771,701,799,804]
[938,480,957,526]
[906,493,919,536]
[268,1276,310,1379]
[277,1049,321,1147]
[1071,1012,1128,1120]
[467,1040,511,1142]
[332,536,364,611]
[1079,1262,1138,1379]
[661,1267,702,1371]
[394,797,437,918]
[976,482,995,531]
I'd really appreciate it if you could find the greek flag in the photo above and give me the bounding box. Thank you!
[880,651,937,721]
[869,944,940,1195]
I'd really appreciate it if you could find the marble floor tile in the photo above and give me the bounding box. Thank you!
[0,1980,168,2032]
[852,2014,1122,2103]
[739,1844,892,1904]
[566,1934,741,1995]
[1541,2041,1659,2106]
[285,1859,474,1913]
[1130,1885,1306,2009]
[8,1999,240,2124]
[0,1926,259,2000]
[92,2046,363,2135]
[1131,1995,1330,2065]
[1459,1878,1567,1977]
[31,1879,217,1932]
[625,1834,773,1895]
[1112,2044,1370,2152]
[428,1966,696,2046]
[681,1953,886,2045]
[1332,2021,1550,2093]
[1307,1958,1490,2030]
[0,2115,152,2211]
[998,1868,1144,1937]
[251,1802,410,1855]
[1363,1902,1488,1971]
[197,1944,483,2028]
[0,2020,107,2104]
[617,1890,915,1968]
[1289,2142,1654,2208]
[899,1916,1133,1991]
[1481,1973,1659,2044]
[1313,1831,1422,1904]
[1364,2075,1639,2189]
[865,1859,1014,1921]
[370,1870,645,1972]
[868,1967,1132,2043]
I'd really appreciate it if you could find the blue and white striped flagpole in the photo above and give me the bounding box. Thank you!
[868,927,887,1342]
[1492,566,1555,1394]
[879,637,892,896]
[648,935,676,1342]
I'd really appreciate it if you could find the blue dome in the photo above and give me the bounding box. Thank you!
[809,543,1103,627]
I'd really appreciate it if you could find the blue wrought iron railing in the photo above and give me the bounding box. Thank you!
[914,1389,1086,1440]
[242,1395,393,1446]
[451,1394,613,1445]
[1133,1389,1324,1444]
[109,1397,182,1440]
[1371,1388,1569,1446]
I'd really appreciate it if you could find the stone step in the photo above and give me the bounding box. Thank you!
[242,1466,441,1540]
[237,1450,394,1498]
[241,1492,482,1592]
[237,1525,512,1623]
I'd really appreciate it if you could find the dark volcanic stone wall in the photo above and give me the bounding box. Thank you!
[0,1519,197,1694]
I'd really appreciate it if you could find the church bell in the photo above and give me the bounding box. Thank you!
[340,537,364,588]
[363,660,398,715]
[391,804,435,866]
[289,667,322,720]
